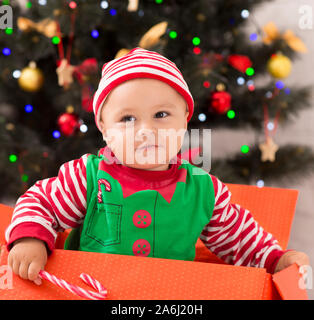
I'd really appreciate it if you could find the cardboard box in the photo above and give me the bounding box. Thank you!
[0,183,308,300]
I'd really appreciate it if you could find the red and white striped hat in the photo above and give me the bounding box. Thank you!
[93,47,194,131]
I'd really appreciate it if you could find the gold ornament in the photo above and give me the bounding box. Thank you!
[115,48,132,59]
[216,83,226,91]
[17,17,59,38]
[53,9,62,17]
[216,82,226,91]
[127,0,139,12]
[114,21,168,59]
[259,137,279,162]
[139,21,168,49]
[197,13,206,22]
[66,105,75,113]
[262,22,308,53]
[18,61,44,92]
[56,59,76,89]
[5,123,15,131]
[267,53,292,79]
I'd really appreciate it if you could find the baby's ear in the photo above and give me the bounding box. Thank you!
[98,120,106,140]
[185,104,189,116]
[185,108,189,126]
[99,117,106,131]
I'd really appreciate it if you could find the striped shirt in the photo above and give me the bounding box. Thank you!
[5,150,285,274]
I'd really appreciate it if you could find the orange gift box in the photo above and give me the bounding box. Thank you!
[0,183,308,300]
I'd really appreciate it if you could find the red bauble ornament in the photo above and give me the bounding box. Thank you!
[210,91,232,114]
[228,54,252,73]
[57,113,80,136]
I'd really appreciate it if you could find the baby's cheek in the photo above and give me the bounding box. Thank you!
[105,133,124,156]
[122,134,139,163]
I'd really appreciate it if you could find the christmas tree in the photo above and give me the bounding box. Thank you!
[0,0,313,203]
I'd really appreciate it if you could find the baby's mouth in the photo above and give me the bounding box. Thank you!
[137,144,159,150]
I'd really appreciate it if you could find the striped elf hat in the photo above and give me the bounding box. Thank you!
[93,47,194,131]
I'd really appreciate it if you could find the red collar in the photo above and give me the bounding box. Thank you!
[98,146,187,203]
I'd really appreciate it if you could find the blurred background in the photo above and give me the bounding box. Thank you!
[0,0,313,298]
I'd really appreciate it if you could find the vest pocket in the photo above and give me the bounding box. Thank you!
[86,202,122,247]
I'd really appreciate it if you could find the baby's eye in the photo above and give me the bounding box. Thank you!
[120,115,136,122]
[155,111,169,118]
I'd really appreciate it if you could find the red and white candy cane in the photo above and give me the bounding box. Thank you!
[97,178,111,203]
[39,270,108,300]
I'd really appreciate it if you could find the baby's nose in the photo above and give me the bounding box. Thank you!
[137,120,156,134]
[136,125,158,143]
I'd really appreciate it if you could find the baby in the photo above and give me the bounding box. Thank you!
[6,47,309,286]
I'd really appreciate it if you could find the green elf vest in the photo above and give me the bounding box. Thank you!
[64,150,215,261]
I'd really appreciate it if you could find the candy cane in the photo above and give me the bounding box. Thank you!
[39,270,107,300]
[97,179,111,203]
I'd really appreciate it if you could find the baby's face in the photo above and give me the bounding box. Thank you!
[99,78,189,170]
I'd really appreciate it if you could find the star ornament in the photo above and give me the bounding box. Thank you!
[56,59,75,89]
[259,137,279,162]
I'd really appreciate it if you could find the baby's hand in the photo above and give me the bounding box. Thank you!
[7,237,48,285]
[274,250,310,273]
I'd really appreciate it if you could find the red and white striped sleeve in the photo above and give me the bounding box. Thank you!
[200,174,287,274]
[5,153,91,253]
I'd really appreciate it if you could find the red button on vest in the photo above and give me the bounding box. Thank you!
[132,210,152,228]
[132,239,151,257]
